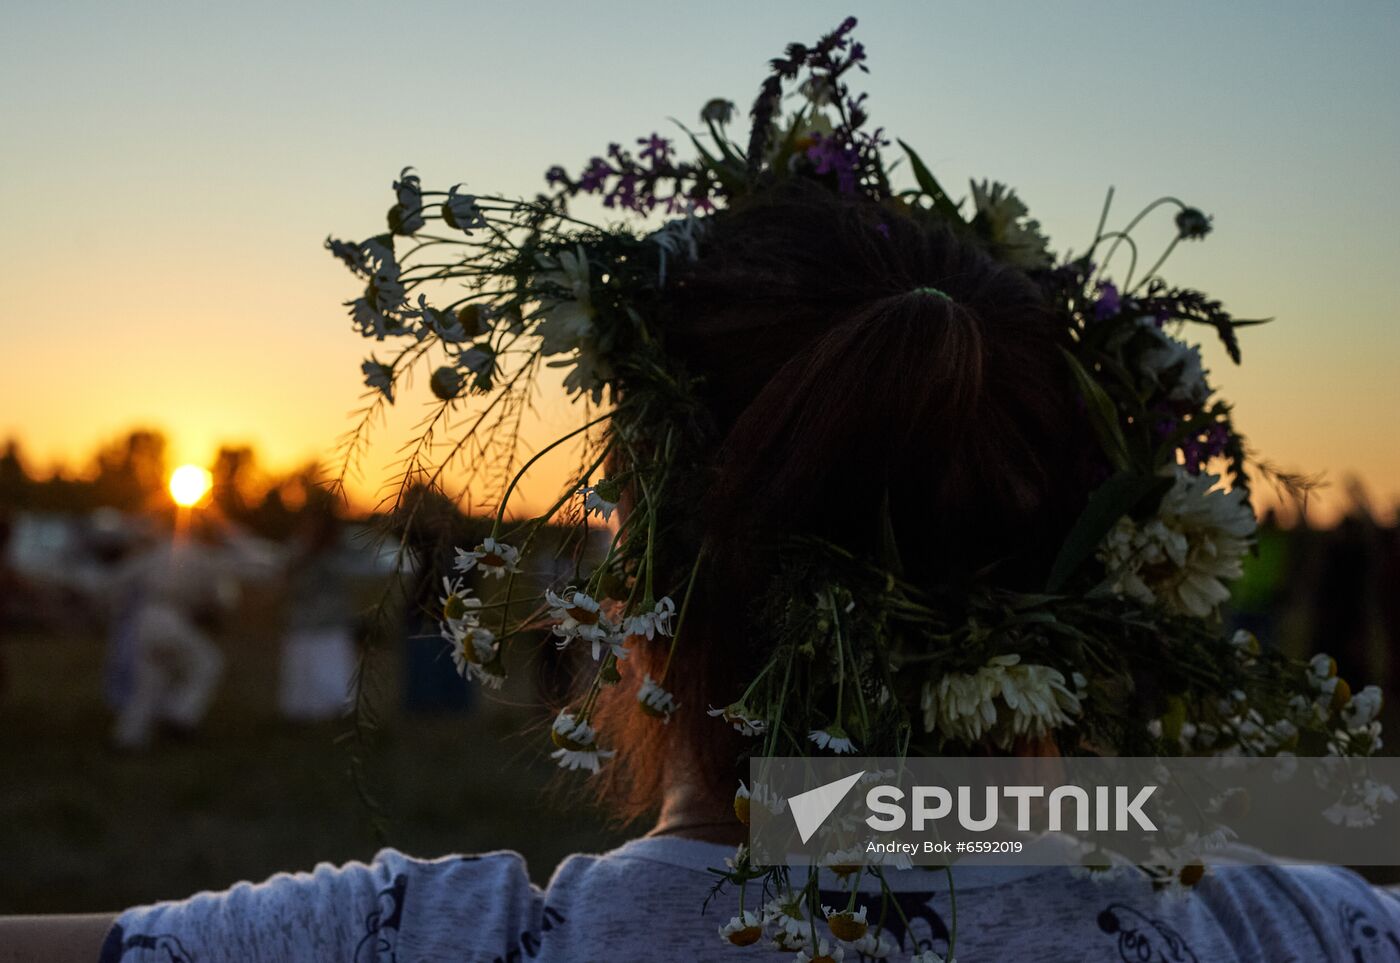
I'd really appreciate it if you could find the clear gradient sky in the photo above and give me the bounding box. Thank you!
[2,1,1397,522]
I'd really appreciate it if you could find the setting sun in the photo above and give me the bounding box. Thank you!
[168,464,213,507]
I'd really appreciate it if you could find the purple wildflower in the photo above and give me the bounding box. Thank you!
[578,158,611,194]
[1093,281,1121,321]
[1204,423,1231,457]
[637,134,673,167]
[806,133,860,194]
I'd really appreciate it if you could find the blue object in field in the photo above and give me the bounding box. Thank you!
[103,587,142,709]
[402,612,474,713]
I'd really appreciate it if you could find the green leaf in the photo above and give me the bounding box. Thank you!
[1061,348,1133,473]
[1045,470,1171,593]
[897,139,960,220]
[681,128,745,195]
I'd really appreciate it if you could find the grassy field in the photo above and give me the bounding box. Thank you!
[0,585,630,914]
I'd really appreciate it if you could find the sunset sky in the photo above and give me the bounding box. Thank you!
[2,1,1397,523]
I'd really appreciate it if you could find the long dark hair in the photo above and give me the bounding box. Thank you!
[593,184,1100,821]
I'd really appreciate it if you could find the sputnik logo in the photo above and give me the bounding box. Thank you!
[787,770,865,843]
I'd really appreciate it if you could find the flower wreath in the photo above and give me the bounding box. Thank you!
[328,18,1384,962]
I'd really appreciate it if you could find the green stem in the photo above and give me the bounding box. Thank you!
[945,863,958,961]
[1130,235,1181,295]
[660,543,707,682]
[492,411,612,537]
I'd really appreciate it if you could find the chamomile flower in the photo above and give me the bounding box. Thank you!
[1096,469,1254,618]
[796,937,844,963]
[637,674,679,720]
[733,780,786,826]
[708,703,768,737]
[389,167,425,235]
[592,629,628,662]
[820,846,866,878]
[823,904,868,942]
[446,622,496,669]
[442,185,486,233]
[454,538,521,578]
[808,724,858,754]
[622,596,676,642]
[718,910,764,947]
[578,482,619,522]
[763,899,809,952]
[534,246,595,356]
[545,588,614,651]
[911,952,952,963]
[1343,686,1384,729]
[849,929,896,958]
[325,236,367,273]
[439,576,482,626]
[921,654,1081,749]
[446,634,504,686]
[361,358,394,402]
[549,711,614,773]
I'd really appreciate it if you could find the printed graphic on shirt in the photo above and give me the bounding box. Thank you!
[1339,900,1400,961]
[354,873,407,963]
[99,927,195,963]
[494,903,566,962]
[1097,903,1198,963]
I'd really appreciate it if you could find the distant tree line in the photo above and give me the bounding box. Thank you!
[0,430,340,541]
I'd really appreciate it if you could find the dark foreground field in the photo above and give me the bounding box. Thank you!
[0,590,629,913]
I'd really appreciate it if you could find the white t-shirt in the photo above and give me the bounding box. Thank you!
[102,836,1400,962]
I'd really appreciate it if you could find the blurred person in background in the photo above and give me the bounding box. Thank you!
[276,500,358,722]
[104,510,275,750]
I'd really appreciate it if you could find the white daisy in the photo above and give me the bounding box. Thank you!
[544,588,614,652]
[460,343,496,378]
[578,483,618,522]
[818,846,866,877]
[637,673,679,720]
[911,952,952,963]
[849,929,896,958]
[534,246,595,356]
[622,596,676,642]
[823,904,868,942]
[438,576,482,626]
[454,538,521,579]
[361,358,394,402]
[589,628,628,662]
[708,703,767,737]
[442,184,486,233]
[1135,317,1211,406]
[549,711,614,773]
[970,179,1051,270]
[718,910,764,947]
[795,937,845,962]
[1342,686,1384,729]
[325,236,367,274]
[390,166,424,235]
[445,623,496,674]
[921,654,1081,749]
[808,724,858,754]
[763,898,809,953]
[1096,469,1255,618]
